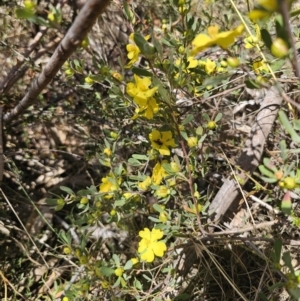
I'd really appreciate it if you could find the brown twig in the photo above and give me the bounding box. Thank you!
[278,0,300,78]
[0,26,48,94]
[3,0,111,123]
[0,106,3,185]
[0,36,61,94]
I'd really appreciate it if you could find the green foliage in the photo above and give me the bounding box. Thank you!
[4,0,300,300]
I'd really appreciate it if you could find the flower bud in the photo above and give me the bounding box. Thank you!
[271,38,289,58]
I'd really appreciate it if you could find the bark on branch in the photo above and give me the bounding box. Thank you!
[3,0,111,123]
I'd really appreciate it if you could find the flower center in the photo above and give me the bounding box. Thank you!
[154,139,163,146]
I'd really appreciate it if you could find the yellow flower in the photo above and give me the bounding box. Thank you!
[187,56,198,69]
[101,281,110,289]
[192,24,244,54]
[187,136,198,148]
[85,76,94,84]
[244,24,262,49]
[190,204,203,214]
[112,72,123,81]
[99,174,119,199]
[126,75,158,119]
[149,130,176,156]
[194,191,201,199]
[227,57,240,68]
[248,0,291,20]
[207,120,217,130]
[103,148,111,156]
[63,246,72,255]
[155,185,170,198]
[114,267,124,277]
[110,131,118,139]
[152,161,168,185]
[138,176,152,190]
[204,58,216,74]
[167,178,176,187]
[131,257,139,265]
[159,211,168,223]
[138,228,167,262]
[253,60,269,74]
[123,192,134,199]
[169,161,180,173]
[126,44,140,68]
[216,66,226,73]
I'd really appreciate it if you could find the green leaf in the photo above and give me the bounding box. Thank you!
[60,186,74,195]
[30,16,50,27]
[153,203,164,213]
[123,1,135,23]
[114,199,125,207]
[99,266,114,277]
[260,28,272,50]
[215,112,222,122]
[281,191,292,215]
[279,140,288,162]
[161,38,173,47]
[182,114,194,125]
[46,198,58,206]
[148,216,161,223]
[263,158,278,172]
[113,254,120,266]
[132,154,149,160]
[162,163,175,175]
[196,126,203,136]
[272,238,282,265]
[152,77,170,104]
[275,16,288,43]
[293,119,300,131]
[279,110,300,143]
[259,175,277,183]
[131,67,153,77]
[291,7,300,17]
[180,131,188,141]
[112,276,121,288]
[59,230,71,244]
[202,113,210,122]
[128,158,142,166]
[271,59,285,72]
[15,8,35,19]
[245,79,261,89]
[133,278,143,290]
[282,251,294,272]
[124,260,133,270]
[153,35,163,58]
[202,74,228,86]
[133,33,155,56]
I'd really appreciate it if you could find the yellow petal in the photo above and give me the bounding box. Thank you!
[249,9,272,20]
[139,228,151,240]
[140,248,155,262]
[149,130,161,142]
[135,75,151,91]
[259,0,278,11]
[161,131,173,142]
[152,241,167,257]
[126,83,138,97]
[138,238,149,253]
[151,228,164,241]
[207,25,219,38]
[158,146,171,156]
[192,34,213,53]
